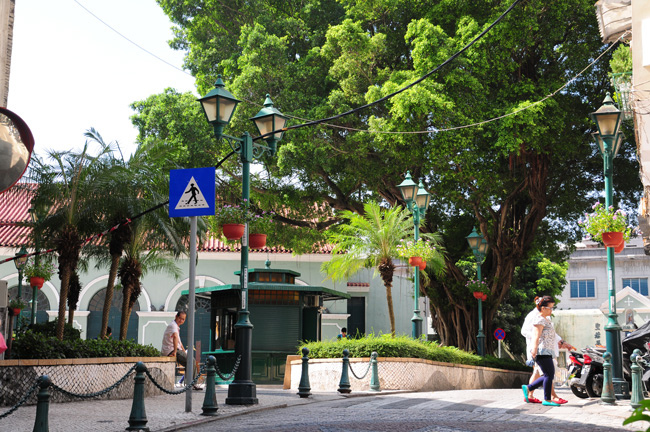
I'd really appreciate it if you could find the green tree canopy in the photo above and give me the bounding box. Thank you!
[146,0,642,350]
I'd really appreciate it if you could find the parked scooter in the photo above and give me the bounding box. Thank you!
[568,347,604,398]
[568,350,588,398]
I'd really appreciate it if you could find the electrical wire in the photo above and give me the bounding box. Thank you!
[72,0,193,77]
[281,30,631,135]
[271,0,524,138]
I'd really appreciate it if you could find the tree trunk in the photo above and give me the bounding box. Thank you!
[67,308,75,326]
[426,152,550,353]
[377,258,396,335]
[119,283,132,340]
[101,254,120,338]
[56,265,70,341]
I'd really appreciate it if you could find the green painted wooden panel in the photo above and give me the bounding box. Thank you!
[250,304,300,351]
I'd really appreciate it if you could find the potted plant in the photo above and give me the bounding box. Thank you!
[8,298,26,316]
[578,202,633,247]
[23,258,56,289]
[397,238,438,266]
[248,211,275,249]
[466,280,489,301]
[214,203,247,240]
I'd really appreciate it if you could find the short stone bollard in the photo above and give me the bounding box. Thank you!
[337,349,351,394]
[202,356,219,416]
[127,362,150,431]
[369,352,380,392]
[33,375,52,432]
[631,350,645,409]
[600,352,616,405]
[297,347,312,398]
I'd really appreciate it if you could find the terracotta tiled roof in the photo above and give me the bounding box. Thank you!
[0,184,334,254]
[0,183,35,248]
[346,282,370,287]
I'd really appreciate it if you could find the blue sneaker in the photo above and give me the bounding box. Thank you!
[522,385,529,403]
[542,400,560,407]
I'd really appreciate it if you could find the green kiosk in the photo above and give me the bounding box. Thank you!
[182,262,349,383]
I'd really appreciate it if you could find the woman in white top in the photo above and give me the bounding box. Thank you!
[521,297,572,404]
[522,295,562,407]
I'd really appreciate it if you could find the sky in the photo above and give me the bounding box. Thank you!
[8,0,197,159]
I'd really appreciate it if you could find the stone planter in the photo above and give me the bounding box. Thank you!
[0,357,175,406]
[289,357,530,392]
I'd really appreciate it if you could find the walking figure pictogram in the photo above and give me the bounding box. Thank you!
[185,183,199,205]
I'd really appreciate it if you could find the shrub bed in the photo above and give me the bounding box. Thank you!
[300,334,530,372]
[11,322,160,359]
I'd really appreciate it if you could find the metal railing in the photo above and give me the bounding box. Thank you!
[0,354,241,431]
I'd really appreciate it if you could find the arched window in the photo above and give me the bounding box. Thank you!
[175,294,211,312]
[88,288,141,312]
[8,285,50,310]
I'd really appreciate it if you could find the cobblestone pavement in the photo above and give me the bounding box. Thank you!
[188,387,648,432]
[0,385,648,431]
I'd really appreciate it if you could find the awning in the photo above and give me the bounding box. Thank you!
[182,282,350,300]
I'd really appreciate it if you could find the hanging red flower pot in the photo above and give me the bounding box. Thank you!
[11,307,21,316]
[615,241,625,254]
[249,233,267,249]
[408,256,422,266]
[222,224,245,241]
[418,262,426,271]
[481,293,488,301]
[29,276,44,289]
[602,231,623,248]
[473,291,484,300]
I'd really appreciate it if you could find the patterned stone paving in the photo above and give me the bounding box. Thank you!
[0,385,647,431]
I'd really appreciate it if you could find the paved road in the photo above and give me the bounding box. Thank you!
[1,385,647,431]
[187,388,644,432]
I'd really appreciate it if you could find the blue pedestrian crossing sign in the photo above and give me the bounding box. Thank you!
[169,167,215,218]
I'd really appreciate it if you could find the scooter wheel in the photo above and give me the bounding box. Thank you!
[570,384,589,399]
[585,373,603,398]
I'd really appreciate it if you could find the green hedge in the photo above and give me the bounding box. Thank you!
[11,331,161,359]
[27,321,82,340]
[300,334,530,372]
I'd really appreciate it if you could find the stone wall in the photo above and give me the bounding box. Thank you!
[0,357,176,406]
[290,357,530,392]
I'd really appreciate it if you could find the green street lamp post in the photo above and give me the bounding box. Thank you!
[466,228,488,356]
[13,246,28,330]
[589,93,629,399]
[199,75,287,405]
[28,207,42,326]
[397,171,431,339]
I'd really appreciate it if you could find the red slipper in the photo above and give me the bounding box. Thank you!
[554,398,568,404]
[528,397,542,404]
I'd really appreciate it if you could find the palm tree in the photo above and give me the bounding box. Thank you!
[29,139,113,340]
[84,128,194,339]
[82,129,133,339]
[321,202,445,335]
[117,220,183,340]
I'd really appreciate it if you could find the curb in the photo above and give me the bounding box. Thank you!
[156,389,403,431]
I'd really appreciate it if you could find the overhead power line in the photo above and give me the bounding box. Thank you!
[72,0,193,77]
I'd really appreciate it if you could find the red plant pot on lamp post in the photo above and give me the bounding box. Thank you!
[222,224,245,240]
[602,231,623,248]
[408,256,422,267]
[249,233,267,249]
[29,276,44,289]
[615,239,625,254]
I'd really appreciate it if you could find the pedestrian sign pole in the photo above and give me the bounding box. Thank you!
[169,167,216,412]
[494,328,506,358]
